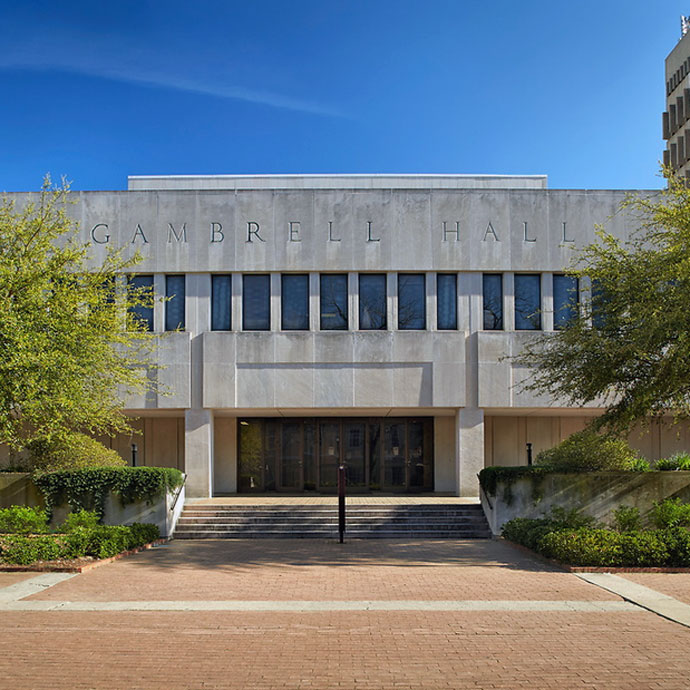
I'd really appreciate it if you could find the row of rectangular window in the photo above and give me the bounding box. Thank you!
[129,272,578,333]
[482,273,579,331]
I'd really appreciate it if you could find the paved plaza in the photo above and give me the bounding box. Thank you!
[1,539,690,689]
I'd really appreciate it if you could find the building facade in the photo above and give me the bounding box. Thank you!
[663,17,690,175]
[8,174,689,497]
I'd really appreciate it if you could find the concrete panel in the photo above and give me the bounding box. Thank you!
[213,417,237,494]
[313,365,355,408]
[353,367,394,407]
[274,366,316,407]
[433,416,456,492]
[392,364,432,407]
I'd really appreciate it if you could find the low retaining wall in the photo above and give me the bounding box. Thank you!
[0,472,185,538]
[0,473,44,509]
[51,482,186,538]
[481,471,690,536]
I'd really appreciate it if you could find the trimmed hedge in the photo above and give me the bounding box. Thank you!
[502,514,690,567]
[0,522,160,565]
[33,466,184,519]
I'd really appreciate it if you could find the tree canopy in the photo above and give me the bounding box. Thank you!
[0,179,156,454]
[516,172,690,434]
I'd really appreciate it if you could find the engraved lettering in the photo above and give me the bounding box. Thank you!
[482,222,499,242]
[210,222,224,243]
[442,221,461,241]
[328,221,341,242]
[523,221,536,243]
[246,221,265,243]
[131,224,148,244]
[288,221,301,242]
[90,223,110,244]
[366,221,380,242]
[167,222,187,243]
[562,221,574,242]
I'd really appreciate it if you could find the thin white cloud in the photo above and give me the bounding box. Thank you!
[0,29,342,118]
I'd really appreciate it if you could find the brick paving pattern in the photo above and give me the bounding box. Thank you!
[622,572,690,605]
[2,539,690,689]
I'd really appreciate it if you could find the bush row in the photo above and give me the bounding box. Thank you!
[502,500,690,567]
[0,523,160,565]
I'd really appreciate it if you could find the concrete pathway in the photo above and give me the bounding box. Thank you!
[1,539,690,689]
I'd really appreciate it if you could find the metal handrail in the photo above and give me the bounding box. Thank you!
[169,472,187,513]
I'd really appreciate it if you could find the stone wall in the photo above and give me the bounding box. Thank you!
[481,471,690,535]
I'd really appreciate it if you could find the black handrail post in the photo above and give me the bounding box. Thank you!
[338,464,346,544]
[526,442,533,467]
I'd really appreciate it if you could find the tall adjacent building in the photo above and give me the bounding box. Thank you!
[663,16,690,175]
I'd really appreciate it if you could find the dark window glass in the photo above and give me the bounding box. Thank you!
[165,275,185,331]
[320,274,348,330]
[359,274,387,329]
[437,274,457,330]
[591,279,606,330]
[515,274,541,330]
[281,274,309,330]
[243,274,270,330]
[398,274,426,329]
[482,274,503,330]
[211,275,232,331]
[127,274,154,331]
[553,274,579,330]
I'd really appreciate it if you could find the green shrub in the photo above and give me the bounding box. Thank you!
[650,498,690,528]
[501,508,595,549]
[478,466,549,499]
[628,457,652,472]
[0,535,64,565]
[660,527,690,566]
[0,522,160,564]
[612,505,642,532]
[619,531,670,567]
[535,429,641,472]
[34,466,183,519]
[28,433,125,473]
[538,529,624,566]
[59,510,100,532]
[0,505,50,534]
[655,453,690,471]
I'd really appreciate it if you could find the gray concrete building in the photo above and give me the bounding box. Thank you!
[19,173,682,499]
[663,16,690,175]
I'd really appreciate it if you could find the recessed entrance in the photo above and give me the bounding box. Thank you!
[238,417,433,493]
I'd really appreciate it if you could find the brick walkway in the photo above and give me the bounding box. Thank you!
[1,539,690,689]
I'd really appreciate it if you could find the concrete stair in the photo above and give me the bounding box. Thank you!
[174,503,492,539]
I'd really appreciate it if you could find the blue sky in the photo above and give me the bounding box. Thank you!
[0,1,685,191]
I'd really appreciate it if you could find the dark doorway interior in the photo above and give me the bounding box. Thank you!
[238,417,433,493]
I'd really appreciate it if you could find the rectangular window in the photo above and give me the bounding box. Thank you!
[320,274,348,330]
[359,274,387,330]
[243,274,270,330]
[437,273,457,330]
[398,273,426,329]
[281,274,309,330]
[211,275,232,331]
[553,274,579,330]
[127,274,154,331]
[482,274,503,330]
[165,275,185,331]
[514,274,541,330]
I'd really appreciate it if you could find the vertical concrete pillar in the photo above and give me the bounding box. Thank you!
[542,272,554,331]
[387,272,397,330]
[504,273,515,332]
[185,409,214,498]
[456,408,485,497]
[309,272,319,331]
[426,271,437,331]
[153,274,165,333]
[232,273,242,331]
[270,273,280,331]
[349,272,359,330]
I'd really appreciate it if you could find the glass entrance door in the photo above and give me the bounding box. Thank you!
[238,417,434,493]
